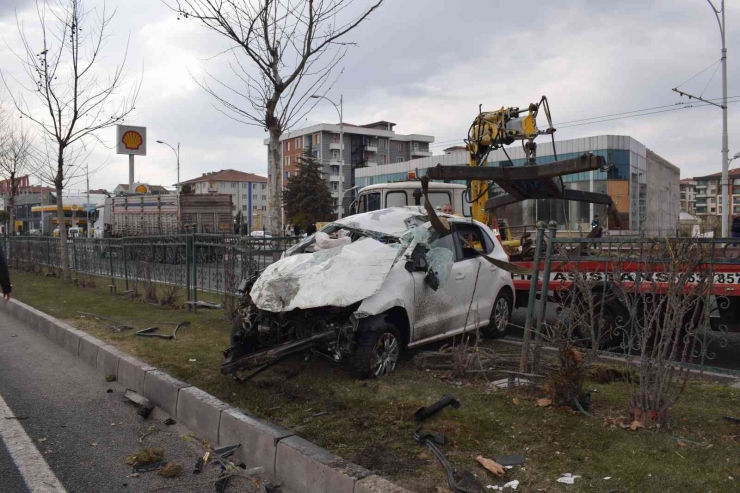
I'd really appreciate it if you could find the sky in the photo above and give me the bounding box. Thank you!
[0,0,738,193]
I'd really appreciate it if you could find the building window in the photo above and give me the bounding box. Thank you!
[396,157,404,163]
[253,183,257,189]
[231,183,237,189]
[253,205,258,210]
[332,149,340,160]
[295,137,301,149]
[285,171,291,179]
[332,133,340,143]
[242,183,247,189]
[313,133,320,146]
[262,195,267,200]
[331,165,339,175]
[262,206,267,211]
[286,140,291,151]
[380,139,387,150]
[242,194,247,199]
[284,156,291,167]
[332,182,338,191]
[413,142,419,151]
[262,184,266,190]
[220,182,226,189]
[242,205,247,211]
[383,154,388,165]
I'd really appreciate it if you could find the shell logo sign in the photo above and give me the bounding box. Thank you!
[122,130,143,150]
[134,184,149,194]
[116,125,147,156]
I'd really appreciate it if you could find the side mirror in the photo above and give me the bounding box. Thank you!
[405,243,429,273]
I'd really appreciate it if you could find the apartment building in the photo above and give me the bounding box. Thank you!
[692,168,740,228]
[178,169,268,230]
[266,121,434,216]
[680,178,697,215]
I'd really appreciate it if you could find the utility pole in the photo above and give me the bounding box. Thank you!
[86,164,90,238]
[311,94,345,218]
[673,0,728,235]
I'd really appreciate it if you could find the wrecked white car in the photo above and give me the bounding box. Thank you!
[221,207,515,379]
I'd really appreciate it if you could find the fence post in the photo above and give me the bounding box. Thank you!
[532,221,558,371]
[191,232,197,306]
[520,221,546,372]
[72,239,78,274]
[46,238,51,273]
[123,239,129,292]
[109,238,115,290]
[185,235,191,306]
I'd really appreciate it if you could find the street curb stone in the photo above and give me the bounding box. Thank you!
[5,297,410,493]
[96,344,126,378]
[78,335,106,367]
[117,355,156,395]
[276,436,370,493]
[176,387,229,444]
[142,370,191,417]
[219,408,294,478]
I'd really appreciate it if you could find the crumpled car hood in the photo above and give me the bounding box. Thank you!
[250,238,401,312]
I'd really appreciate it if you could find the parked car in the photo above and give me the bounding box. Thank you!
[223,207,515,379]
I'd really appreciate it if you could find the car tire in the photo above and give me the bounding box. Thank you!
[351,323,402,379]
[481,290,512,339]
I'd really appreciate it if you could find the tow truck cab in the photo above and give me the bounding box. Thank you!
[349,181,470,216]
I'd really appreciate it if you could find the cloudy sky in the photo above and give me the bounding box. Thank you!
[1,0,738,193]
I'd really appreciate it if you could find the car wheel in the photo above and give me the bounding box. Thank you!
[481,290,512,339]
[351,323,402,379]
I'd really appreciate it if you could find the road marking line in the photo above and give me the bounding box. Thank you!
[0,392,67,493]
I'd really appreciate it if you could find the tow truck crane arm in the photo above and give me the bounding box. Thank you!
[426,97,622,230]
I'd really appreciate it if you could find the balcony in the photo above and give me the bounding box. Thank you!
[366,161,378,167]
[365,145,378,153]
[410,149,433,157]
[329,142,342,150]
[329,175,344,182]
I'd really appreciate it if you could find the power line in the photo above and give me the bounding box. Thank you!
[429,95,740,146]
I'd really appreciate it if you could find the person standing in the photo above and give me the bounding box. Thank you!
[0,242,12,301]
[293,223,301,237]
[306,222,317,236]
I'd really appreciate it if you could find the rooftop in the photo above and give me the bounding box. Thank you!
[179,169,268,185]
[116,184,169,192]
[692,168,740,180]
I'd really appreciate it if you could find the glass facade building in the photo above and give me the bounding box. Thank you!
[354,135,677,232]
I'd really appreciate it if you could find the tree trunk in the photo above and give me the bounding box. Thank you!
[8,172,16,234]
[56,150,71,280]
[268,127,283,236]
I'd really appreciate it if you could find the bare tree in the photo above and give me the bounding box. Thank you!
[168,0,383,234]
[0,122,33,232]
[2,0,139,279]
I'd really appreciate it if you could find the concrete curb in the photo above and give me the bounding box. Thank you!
[0,298,413,493]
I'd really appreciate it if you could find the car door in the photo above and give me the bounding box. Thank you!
[452,223,501,327]
[410,231,477,344]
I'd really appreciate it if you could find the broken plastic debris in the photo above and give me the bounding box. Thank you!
[604,477,612,480]
[503,480,519,490]
[557,473,581,484]
[189,359,197,362]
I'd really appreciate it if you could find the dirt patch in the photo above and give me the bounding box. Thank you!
[351,442,430,477]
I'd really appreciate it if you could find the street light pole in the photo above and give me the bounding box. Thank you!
[156,140,181,227]
[311,94,344,218]
[673,0,729,235]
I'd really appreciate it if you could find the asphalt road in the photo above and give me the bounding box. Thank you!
[0,310,265,493]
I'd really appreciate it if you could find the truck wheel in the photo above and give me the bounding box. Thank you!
[481,290,512,339]
[351,323,402,379]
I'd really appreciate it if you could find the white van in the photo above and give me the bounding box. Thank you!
[350,181,470,216]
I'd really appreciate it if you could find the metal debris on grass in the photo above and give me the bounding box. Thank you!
[556,473,581,484]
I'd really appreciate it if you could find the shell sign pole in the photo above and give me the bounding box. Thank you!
[116,125,147,193]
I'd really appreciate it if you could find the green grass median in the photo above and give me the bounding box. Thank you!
[9,270,740,492]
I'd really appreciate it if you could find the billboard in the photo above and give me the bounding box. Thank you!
[116,125,147,156]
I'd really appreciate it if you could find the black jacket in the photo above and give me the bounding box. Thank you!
[0,244,10,295]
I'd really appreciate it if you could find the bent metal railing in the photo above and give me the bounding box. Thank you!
[521,222,740,375]
[4,234,300,302]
